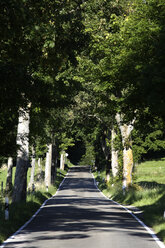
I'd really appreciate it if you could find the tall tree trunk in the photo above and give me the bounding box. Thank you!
[101,129,111,183]
[123,146,133,188]
[116,113,135,189]
[37,158,43,181]
[51,144,58,184]
[105,156,111,183]
[38,158,42,171]
[6,157,13,194]
[45,144,52,187]
[60,152,65,171]
[29,146,36,188]
[12,105,31,202]
[111,126,119,178]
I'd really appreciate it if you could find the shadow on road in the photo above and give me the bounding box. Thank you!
[5,166,159,248]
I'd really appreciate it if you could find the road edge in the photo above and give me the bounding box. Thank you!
[91,169,165,248]
[0,170,70,248]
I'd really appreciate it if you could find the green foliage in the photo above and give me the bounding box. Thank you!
[0,0,87,158]
[77,0,165,130]
[93,170,107,191]
[116,0,165,119]
[79,142,95,166]
[0,0,165,229]
[0,166,8,190]
[133,118,165,162]
[59,133,75,152]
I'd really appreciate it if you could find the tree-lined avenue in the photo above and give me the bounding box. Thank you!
[2,166,161,248]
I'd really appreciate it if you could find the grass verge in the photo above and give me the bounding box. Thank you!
[94,158,165,244]
[0,167,67,244]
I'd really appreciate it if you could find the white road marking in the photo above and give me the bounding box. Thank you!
[0,170,70,248]
[91,169,165,248]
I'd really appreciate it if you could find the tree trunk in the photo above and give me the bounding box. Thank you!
[101,129,111,183]
[51,144,58,184]
[12,105,31,202]
[37,158,43,181]
[111,126,119,178]
[116,113,135,189]
[45,144,52,187]
[123,147,134,188]
[29,146,36,188]
[105,157,111,183]
[60,152,65,171]
[6,157,13,194]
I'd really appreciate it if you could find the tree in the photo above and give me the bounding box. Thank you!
[115,113,135,188]
[110,0,165,121]
[45,144,52,188]
[111,125,119,178]
[75,0,132,184]
[5,157,13,195]
[132,117,165,162]
[28,145,36,189]
[2,0,165,198]
[0,0,88,202]
[12,105,31,202]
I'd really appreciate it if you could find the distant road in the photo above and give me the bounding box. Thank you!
[2,166,163,248]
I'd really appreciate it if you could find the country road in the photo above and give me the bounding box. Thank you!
[1,166,163,248]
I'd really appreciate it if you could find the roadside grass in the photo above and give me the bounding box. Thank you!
[0,166,31,192]
[94,158,165,244]
[0,165,68,244]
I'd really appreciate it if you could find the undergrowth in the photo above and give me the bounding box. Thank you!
[0,167,67,244]
[94,158,165,244]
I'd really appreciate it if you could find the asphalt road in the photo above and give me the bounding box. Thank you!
[2,166,163,248]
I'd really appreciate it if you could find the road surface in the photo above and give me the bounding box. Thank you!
[2,166,163,248]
